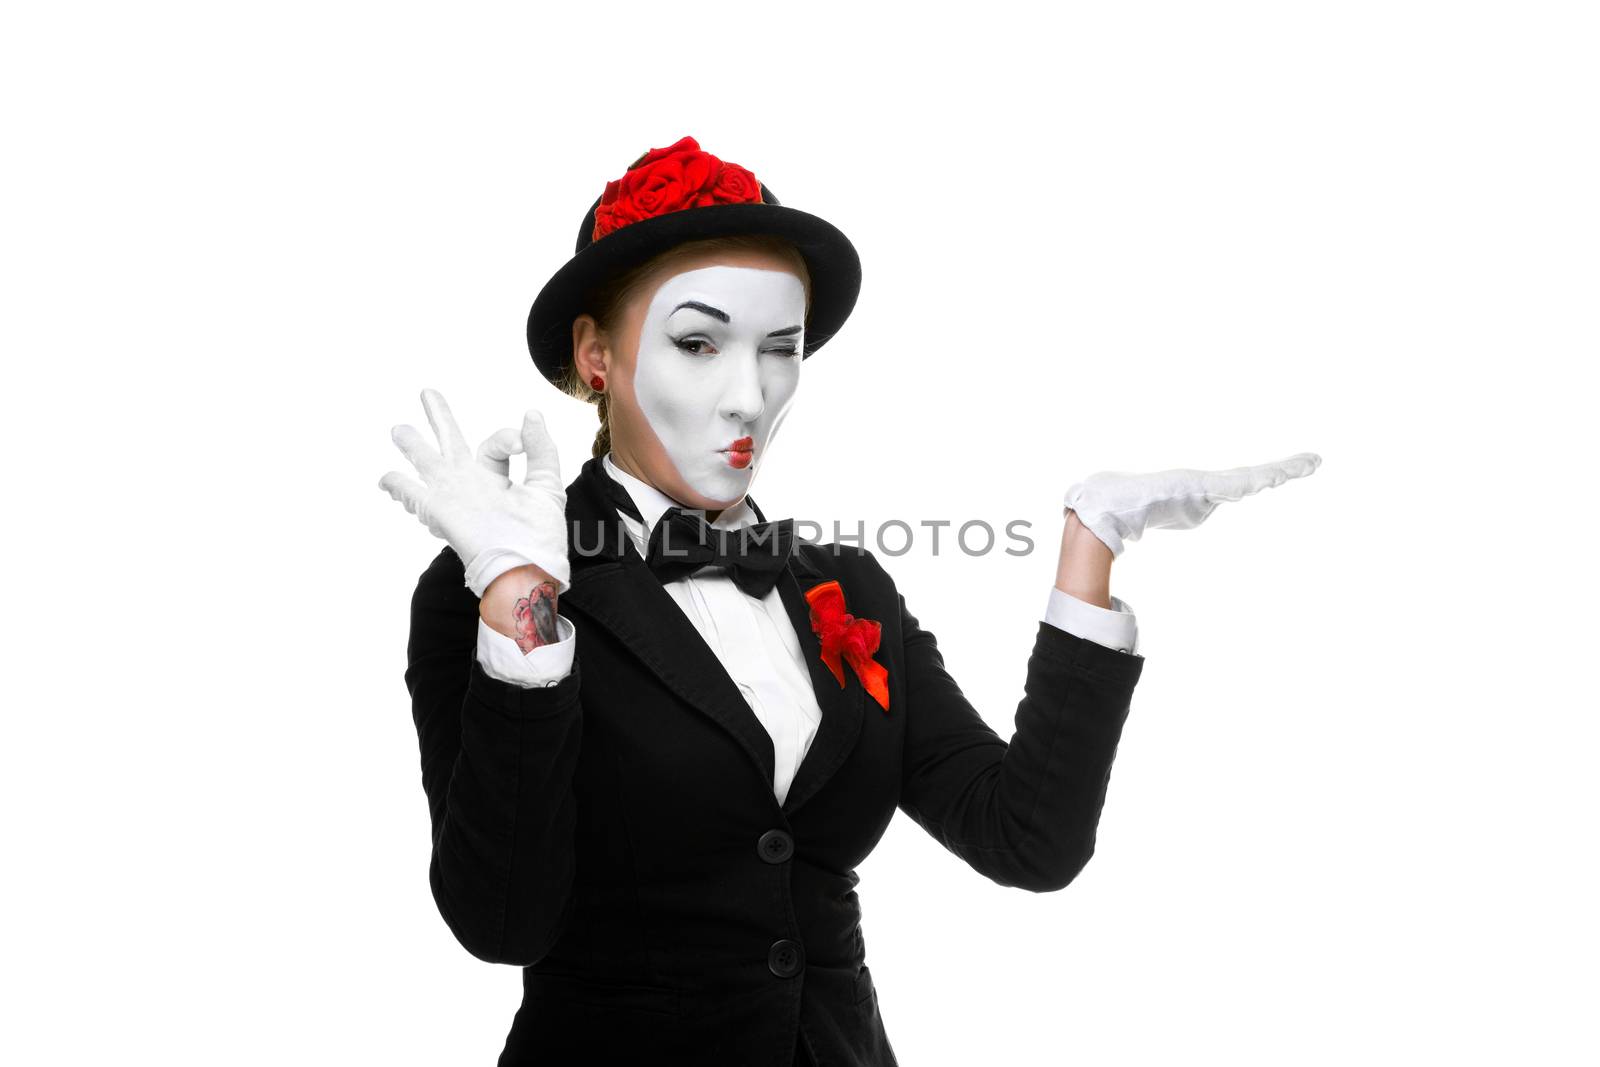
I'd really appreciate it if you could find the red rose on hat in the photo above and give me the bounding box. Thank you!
[591,136,765,241]
[705,162,760,205]
[593,178,644,235]
[628,136,698,170]
[625,148,717,215]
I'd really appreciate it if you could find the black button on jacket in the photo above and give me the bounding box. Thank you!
[404,457,1145,1066]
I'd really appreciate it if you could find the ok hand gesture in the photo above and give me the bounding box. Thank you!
[379,388,571,597]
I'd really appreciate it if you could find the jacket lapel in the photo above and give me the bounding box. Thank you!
[561,459,776,796]
[775,547,865,815]
[559,457,862,815]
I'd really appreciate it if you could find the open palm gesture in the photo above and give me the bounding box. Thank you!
[1064,452,1322,556]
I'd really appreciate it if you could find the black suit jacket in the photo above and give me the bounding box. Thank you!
[405,456,1146,1066]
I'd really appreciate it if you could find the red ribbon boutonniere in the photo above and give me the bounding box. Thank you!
[804,580,890,713]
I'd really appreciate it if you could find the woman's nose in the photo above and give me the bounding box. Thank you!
[718,350,765,424]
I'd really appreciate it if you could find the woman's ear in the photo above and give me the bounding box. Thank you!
[572,314,609,387]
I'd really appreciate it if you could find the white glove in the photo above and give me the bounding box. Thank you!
[379,388,570,597]
[1063,452,1322,557]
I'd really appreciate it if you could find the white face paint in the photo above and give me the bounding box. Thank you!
[630,264,807,504]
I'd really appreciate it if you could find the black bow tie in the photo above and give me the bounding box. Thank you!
[644,506,796,598]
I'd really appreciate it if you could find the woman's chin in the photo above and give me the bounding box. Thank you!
[684,463,755,510]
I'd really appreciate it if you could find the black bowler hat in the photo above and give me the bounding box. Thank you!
[525,136,862,385]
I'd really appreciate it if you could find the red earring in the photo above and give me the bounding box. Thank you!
[589,374,605,392]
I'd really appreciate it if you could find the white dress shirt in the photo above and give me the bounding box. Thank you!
[474,454,1141,804]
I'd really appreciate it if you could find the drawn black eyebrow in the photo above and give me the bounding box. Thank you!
[671,301,729,323]
[670,301,799,339]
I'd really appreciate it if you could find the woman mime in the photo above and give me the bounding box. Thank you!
[380,135,1321,1066]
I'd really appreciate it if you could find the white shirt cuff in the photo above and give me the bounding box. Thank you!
[475,614,577,687]
[1044,586,1140,655]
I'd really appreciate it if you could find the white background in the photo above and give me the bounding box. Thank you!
[4,2,1596,1064]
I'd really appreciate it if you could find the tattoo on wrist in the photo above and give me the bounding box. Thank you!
[512,581,559,653]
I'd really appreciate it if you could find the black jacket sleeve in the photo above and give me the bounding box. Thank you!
[893,572,1145,893]
[404,547,583,965]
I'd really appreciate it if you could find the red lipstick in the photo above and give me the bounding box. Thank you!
[722,436,755,470]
